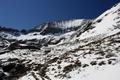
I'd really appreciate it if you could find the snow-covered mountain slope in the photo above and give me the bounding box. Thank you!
[32,19,89,34]
[79,3,120,40]
[17,19,90,40]
[1,30,120,80]
[0,2,120,80]
[16,19,91,47]
[0,27,21,40]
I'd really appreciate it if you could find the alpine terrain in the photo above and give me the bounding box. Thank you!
[0,2,120,80]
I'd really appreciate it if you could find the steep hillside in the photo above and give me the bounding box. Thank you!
[80,2,120,39]
[0,2,120,80]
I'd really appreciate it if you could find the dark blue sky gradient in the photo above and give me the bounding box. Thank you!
[0,0,119,30]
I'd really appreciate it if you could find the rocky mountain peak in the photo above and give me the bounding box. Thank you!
[0,2,120,80]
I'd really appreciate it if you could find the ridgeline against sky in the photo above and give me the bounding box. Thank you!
[0,0,119,30]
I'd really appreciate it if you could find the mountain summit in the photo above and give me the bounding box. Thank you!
[0,2,120,80]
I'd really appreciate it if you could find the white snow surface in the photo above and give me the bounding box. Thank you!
[19,63,120,80]
[0,2,120,80]
[69,63,120,80]
[80,2,120,39]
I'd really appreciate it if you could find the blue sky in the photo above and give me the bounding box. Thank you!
[0,0,119,30]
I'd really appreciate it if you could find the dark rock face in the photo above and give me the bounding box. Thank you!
[0,71,5,79]
[28,23,64,35]
[28,20,88,36]
[0,59,33,80]
[2,63,16,72]
[8,42,40,50]
[40,23,63,35]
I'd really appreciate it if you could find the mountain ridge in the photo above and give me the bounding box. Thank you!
[0,2,120,80]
